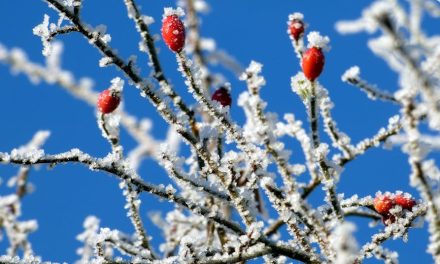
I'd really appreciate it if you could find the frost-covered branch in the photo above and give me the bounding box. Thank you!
[342,66,398,103]
[0,148,313,262]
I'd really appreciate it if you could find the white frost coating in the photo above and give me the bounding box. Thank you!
[288,12,304,21]
[163,7,185,19]
[142,15,155,25]
[194,0,210,13]
[99,57,113,67]
[46,41,63,79]
[330,222,359,264]
[239,61,266,88]
[307,31,330,51]
[200,38,216,51]
[76,216,101,264]
[423,160,440,181]
[335,1,404,34]
[341,66,360,82]
[388,134,440,153]
[0,255,44,264]
[164,126,181,155]
[63,0,75,7]
[32,14,52,56]
[10,148,44,163]
[0,43,7,60]
[91,25,111,44]
[291,72,313,100]
[109,77,124,93]
[335,18,372,35]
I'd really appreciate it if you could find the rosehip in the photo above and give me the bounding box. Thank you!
[373,195,395,215]
[97,89,120,114]
[161,15,185,52]
[394,195,416,211]
[289,19,304,41]
[211,87,232,107]
[302,47,325,81]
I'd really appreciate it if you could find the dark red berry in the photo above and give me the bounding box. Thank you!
[98,89,120,114]
[302,47,325,81]
[394,195,416,211]
[289,19,304,41]
[161,15,185,52]
[373,195,395,215]
[212,87,232,107]
[382,213,396,226]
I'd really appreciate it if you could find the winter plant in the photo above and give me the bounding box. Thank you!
[0,0,439,263]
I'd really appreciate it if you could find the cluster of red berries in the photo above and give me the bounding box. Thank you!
[373,193,417,225]
[97,89,121,114]
[288,14,325,81]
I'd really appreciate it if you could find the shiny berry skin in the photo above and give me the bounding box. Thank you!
[373,195,395,215]
[394,195,416,211]
[161,15,185,52]
[289,19,304,41]
[211,87,232,107]
[302,47,325,81]
[97,89,120,114]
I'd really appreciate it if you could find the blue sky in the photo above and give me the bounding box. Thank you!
[0,0,438,263]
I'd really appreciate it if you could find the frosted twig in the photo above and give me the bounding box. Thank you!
[120,181,156,259]
[123,0,198,133]
[196,245,272,264]
[98,113,121,155]
[261,178,330,260]
[376,13,440,130]
[73,0,82,17]
[1,131,50,258]
[241,61,298,194]
[336,115,402,166]
[341,66,398,103]
[47,25,79,41]
[160,151,231,202]
[319,91,354,158]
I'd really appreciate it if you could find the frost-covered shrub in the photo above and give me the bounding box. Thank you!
[0,0,439,263]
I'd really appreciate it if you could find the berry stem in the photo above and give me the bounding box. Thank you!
[98,113,122,157]
[309,82,320,149]
[308,81,344,221]
[292,39,304,63]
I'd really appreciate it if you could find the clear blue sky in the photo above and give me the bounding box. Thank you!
[0,0,438,263]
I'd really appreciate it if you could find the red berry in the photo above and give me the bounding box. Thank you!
[161,15,185,52]
[289,19,304,41]
[373,195,395,215]
[302,47,325,81]
[97,89,120,114]
[394,194,416,211]
[212,87,232,107]
[381,214,396,226]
